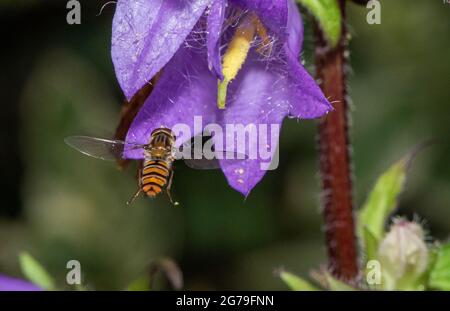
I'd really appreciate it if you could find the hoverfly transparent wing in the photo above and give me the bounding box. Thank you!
[175,141,248,170]
[64,136,146,161]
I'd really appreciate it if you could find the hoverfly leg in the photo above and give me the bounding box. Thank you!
[127,189,142,206]
[127,161,143,206]
[166,170,179,206]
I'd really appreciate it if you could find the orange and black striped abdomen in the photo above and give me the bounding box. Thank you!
[141,160,171,198]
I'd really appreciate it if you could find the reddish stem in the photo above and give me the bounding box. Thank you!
[314,0,358,281]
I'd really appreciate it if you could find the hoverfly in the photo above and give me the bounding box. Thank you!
[65,128,245,205]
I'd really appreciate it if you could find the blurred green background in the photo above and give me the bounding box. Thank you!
[0,1,449,290]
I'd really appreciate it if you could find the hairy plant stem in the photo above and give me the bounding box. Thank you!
[314,0,358,281]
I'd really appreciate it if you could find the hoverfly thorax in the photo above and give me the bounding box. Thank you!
[147,128,176,160]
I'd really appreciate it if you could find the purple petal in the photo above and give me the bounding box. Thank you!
[229,0,288,40]
[125,44,218,159]
[207,0,227,79]
[218,53,289,195]
[112,0,211,100]
[286,0,303,56]
[0,275,42,291]
[285,49,333,119]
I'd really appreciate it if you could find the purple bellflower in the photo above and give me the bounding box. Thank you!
[0,274,41,291]
[111,0,332,196]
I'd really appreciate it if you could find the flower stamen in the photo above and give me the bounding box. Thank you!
[218,14,257,109]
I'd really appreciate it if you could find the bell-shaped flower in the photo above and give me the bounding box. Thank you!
[111,0,332,195]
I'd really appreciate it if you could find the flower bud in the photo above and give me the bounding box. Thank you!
[377,219,428,290]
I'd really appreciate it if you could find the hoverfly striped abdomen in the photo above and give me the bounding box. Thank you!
[140,128,176,199]
[141,160,171,198]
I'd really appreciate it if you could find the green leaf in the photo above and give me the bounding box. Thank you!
[428,244,450,290]
[358,158,408,241]
[278,270,319,291]
[362,226,381,288]
[19,252,55,290]
[297,0,342,47]
[324,273,357,291]
[363,226,379,262]
[126,276,151,291]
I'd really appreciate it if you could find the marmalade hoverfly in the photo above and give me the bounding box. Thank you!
[65,128,246,205]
